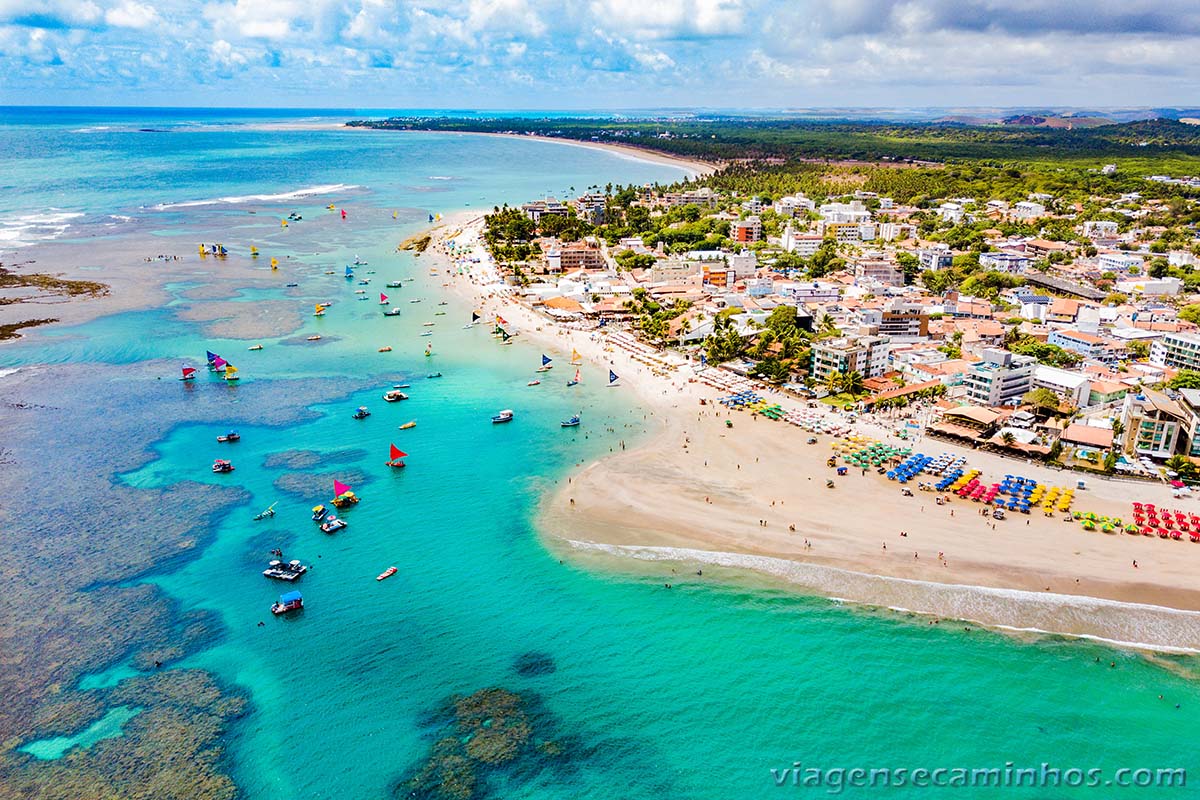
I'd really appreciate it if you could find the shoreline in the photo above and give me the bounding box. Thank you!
[421,216,1200,652]
[347,126,719,178]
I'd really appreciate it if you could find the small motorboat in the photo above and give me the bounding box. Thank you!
[253,502,277,521]
[420,331,433,337]
[437,301,448,306]
[307,335,322,341]
[399,421,417,430]
[352,406,371,419]
[285,282,300,287]
[561,414,581,428]
[271,591,304,614]
[354,289,366,294]
[492,409,514,424]
[264,559,307,581]
[394,384,410,389]
[217,430,241,443]
[248,344,263,351]
[376,566,398,582]
[311,505,328,521]
[422,322,435,327]
[358,280,370,286]
[386,281,402,288]
[378,346,392,352]
[435,311,446,316]
[409,298,421,304]
[528,379,541,386]
[383,390,408,402]
[320,516,347,533]
[383,308,402,317]
[426,372,442,379]
[212,459,235,473]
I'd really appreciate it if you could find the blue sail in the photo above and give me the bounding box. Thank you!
[344,265,353,276]
[206,350,218,363]
[609,370,619,384]
[541,354,552,366]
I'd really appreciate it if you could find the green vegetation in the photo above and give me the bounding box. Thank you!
[1168,370,1200,390]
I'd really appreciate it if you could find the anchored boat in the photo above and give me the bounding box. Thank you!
[264,559,307,581]
[491,409,514,424]
[271,591,304,615]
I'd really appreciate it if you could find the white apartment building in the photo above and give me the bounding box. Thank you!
[1012,201,1046,220]
[1098,252,1145,273]
[1031,365,1091,408]
[1150,331,1200,372]
[811,335,891,382]
[962,349,1036,407]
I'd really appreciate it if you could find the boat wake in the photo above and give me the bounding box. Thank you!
[566,540,1200,653]
[150,183,361,211]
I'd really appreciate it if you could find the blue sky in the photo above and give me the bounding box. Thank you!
[1,0,1197,109]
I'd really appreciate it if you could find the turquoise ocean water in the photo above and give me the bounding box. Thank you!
[3,108,1200,798]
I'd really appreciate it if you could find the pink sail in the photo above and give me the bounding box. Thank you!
[333,479,352,496]
[212,356,228,370]
[380,293,388,303]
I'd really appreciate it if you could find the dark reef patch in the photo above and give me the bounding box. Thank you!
[0,360,375,797]
[263,448,368,471]
[512,652,556,678]
[273,469,372,501]
[395,688,573,800]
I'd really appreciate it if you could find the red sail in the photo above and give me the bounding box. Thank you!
[333,479,352,496]
[389,444,407,460]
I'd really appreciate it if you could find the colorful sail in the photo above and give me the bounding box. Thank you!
[571,349,582,364]
[224,364,238,378]
[212,356,228,370]
[609,369,619,385]
[471,311,480,323]
[574,368,581,383]
[345,265,354,276]
[380,293,388,303]
[496,314,508,326]
[389,444,407,460]
[281,218,288,227]
[182,365,196,378]
[333,479,352,497]
[541,354,552,366]
[501,330,512,342]
[270,257,278,269]
[250,246,259,256]
[206,350,218,363]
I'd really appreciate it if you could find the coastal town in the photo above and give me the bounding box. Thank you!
[458,171,1200,486]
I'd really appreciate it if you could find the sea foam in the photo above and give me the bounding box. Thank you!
[150,183,361,211]
[567,540,1200,653]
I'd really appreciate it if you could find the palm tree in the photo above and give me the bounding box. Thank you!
[1109,418,1125,447]
[1001,431,1016,447]
[1164,455,1197,481]
[818,314,838,337]
[825,371,844,395]
[843,370,865,397]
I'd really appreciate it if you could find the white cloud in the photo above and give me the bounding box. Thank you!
[104,1,157,29]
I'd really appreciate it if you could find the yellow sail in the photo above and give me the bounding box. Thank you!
[250,246,259,256]
[270,257,279,270]
[327,203,335,210]
[314,303,325,312]
[392,210,397,219]
[281,219,288,227]
[198,243,206,255]
[571,349,582,364]
[225,364,237,375]
[435,213,442,220]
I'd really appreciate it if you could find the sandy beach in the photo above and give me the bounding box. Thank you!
[349,127,719,178]
[422,216,1200,651]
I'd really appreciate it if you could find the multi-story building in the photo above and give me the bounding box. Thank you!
[818,201,871,224]
[775,281,841,304]
[1031,365,1092,408]
[782,227,825,256]
[917,244,953,270]
[546,240,604,272]
[852,256,904,288]
[859,300,929,339]
[1047,330,1124,364]
[1150,331,1200,371]
[1082,220,1119,240]
[1012,201,1046,220]
[730,216,762,244]
[1120,388,1191,457]
[962,348,1036,407]
[979,252,1031,274]
[521,198,569,222]
[1098,252,1145,273]
[811,335,891,382]
[773,194,815,217]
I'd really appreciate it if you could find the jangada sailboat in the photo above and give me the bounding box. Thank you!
[386,444,407,468]
[567,368,580,387]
